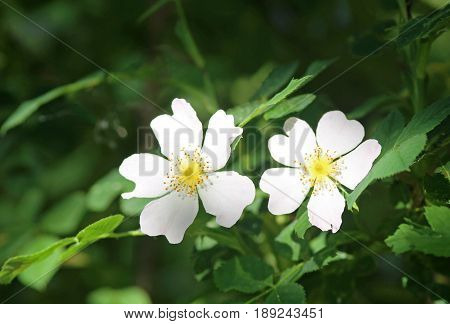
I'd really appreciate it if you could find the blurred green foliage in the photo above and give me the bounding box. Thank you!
[0,0,449,304]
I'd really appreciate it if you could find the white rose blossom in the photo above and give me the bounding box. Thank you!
[119,98,255,244]
[260,111,381,233]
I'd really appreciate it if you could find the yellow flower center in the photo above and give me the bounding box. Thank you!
[178,160,203,188]
[164,148,209,196]
[308,156,333,180]
[300,147,342,192]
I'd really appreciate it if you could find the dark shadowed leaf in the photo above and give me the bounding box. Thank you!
[213,256,273,293]
[265,283,306,304]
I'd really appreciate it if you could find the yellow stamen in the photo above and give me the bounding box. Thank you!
[308,156,333,181]
[299,147,342,194]
[178,160,203,188]
[164,148,210,196]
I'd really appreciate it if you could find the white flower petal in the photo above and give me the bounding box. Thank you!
[333,139,382,190]
[119,153,170,199]
[259,167,311,215]
[150,98,203,158]
[316,111,364,158]
[307,179,345,233]
[140,191,198,244]
[202,110,242,171]
[198,171,255,227]
[268,117,317,167]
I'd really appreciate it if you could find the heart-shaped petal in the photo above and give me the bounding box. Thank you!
[316,111,364,158]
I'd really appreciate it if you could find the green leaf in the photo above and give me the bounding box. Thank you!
[252,61,299,100]
[425,206,450,234]
[227,101,261,125]
[17,188,45,223]
[278,259,320,285]
[88,286,151,304]
[424,173,450,205]
[193,227,247,255]
[0,215,125,285]
[137,0,172,23]
[347,94,397,119]
[213,256,274,293]
[385,223,450,257]
[347,134,426,208]
[18,235,65,291]
[347,97,450,208]
[373,110,405,149]
[230,58,334,126]
[263,93,316,120]
[275,221,301,261]
[1,72,105,134]
[294,210,312,239]
[230,63,274,105]
[174,0,204,69]
[396,96,450,143]
[41,191,86,235]
[369,134,427,179]
[265,283,306,304]
[238,76,313,127]
[86,169,131,212]
[0,237,75,284]
[74,215,124,246]
[120,198,150,217]
[304,57,337,78]
[396,4,450,47]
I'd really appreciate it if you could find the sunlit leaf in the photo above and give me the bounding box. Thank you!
[347,98,450,208]
[385,224,450,257]
[238,76,313,127]
[425,206,450,234]
[0,237,75,284]
[88,286,151,304]
[17,235,65,292]
[0,215,124,285]
[396,96,450,143]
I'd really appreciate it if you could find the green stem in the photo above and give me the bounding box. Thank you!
[397,0,430,113]
[245,288,273,304]
[411,41,430,113]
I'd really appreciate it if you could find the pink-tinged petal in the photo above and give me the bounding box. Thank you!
[198,171,255,228]
[333,139,382,190]
[316,111,364,158]
[259,167,311,215]
[140,191,198,244]
[119,153,170,199]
